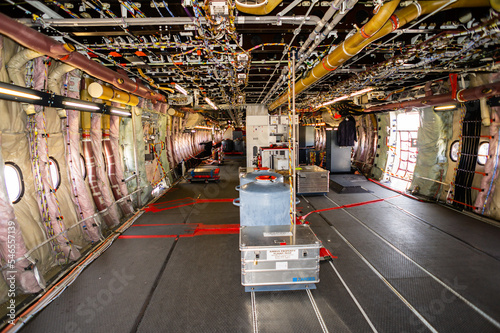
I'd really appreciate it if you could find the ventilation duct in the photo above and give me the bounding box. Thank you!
[0,13,166,103]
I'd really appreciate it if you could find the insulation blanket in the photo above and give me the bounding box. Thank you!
[410,107,453,198]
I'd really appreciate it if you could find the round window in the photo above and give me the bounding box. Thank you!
[450,140,460,162]
[49,157,61,190]
[477,142,489,166]
[80,154,87,180]
[4,162,24,204]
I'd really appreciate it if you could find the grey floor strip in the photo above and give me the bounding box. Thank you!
[251,291,258,333]
[323,195,500,330]
[306,289,329,333]
[328,261,378,333]
[329,223,439,333]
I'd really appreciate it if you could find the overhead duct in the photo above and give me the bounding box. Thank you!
[364,81,500,112]
[6,48,43,115]
[269,0,494,110]
[48,63,76,118]
[168,108,185,118]
[88,82,139,106]
[0,13,166,103]
[235,0,283,15]
[19,15,321,27]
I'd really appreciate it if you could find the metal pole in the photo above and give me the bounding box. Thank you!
[292,52,297,241]
[131,106,142,207]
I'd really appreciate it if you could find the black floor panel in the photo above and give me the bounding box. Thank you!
[255,291,323,333]
[137,235,252,333]
[22,238,175,333]
[20,158,500,333]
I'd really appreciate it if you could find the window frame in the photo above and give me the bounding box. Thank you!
[477,141,490,166]
[449,140,460,162]
[48,156,61,190]
[4,162,24,204]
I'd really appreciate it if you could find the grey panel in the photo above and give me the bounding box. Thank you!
[255,291,324,333]
[22,238,175,333]
[137,235,252,333]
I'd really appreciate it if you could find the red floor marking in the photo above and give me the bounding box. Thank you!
[301,194,400,220]
[143,197,236,213]
[196,198,234,203]
[118,235,178,239]
[119,224,239,239]
[131,223,199,227]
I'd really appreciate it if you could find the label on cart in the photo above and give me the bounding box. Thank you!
[276,262,288,270]
[263,232,293,237]
[267,249,299,260]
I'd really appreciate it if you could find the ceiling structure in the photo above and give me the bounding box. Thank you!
[1,0,499,125]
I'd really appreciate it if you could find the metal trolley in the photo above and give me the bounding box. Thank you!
[240,224,322,292]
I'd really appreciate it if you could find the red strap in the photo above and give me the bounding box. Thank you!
[322,58,337,72]
[390,15,399,31]
[360,27,372,39]
[59,54,70,61]
[450,73,458,99]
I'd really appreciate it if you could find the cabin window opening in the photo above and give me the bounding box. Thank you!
[49,157,61,190]
[80,154,87,180]
[450,140,460,162]
[4,162,24,204]
[383,111,420,191]
[477,142,489,166]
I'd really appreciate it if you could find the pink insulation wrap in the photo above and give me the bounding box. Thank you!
[474,106,500,215]
[66,110,102,242]
[109,116,134,215]
[0,206,41,293]
[82,139,116,227]
[90,114,121,225]
[63,71,102,242]
[34,112,81,261]
[31,58,80,262]
[0,155,41,293]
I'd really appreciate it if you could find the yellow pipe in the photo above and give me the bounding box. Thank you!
[102,114,111,131]
[81,78,93,132]
[88,82,139,106]
[269,0,492,110]
[235,0,283,15]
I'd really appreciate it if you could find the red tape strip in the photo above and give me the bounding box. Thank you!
[301,194,400,220]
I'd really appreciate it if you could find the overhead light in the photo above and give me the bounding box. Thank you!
[194,126,213,130]
[316,87,375,109]
[434,104,457,111]
[62,101,101,111]
[317,95,349,108]
[204,97,218,110]
[349,87,374,97]
[0,87,42,100]
[110,108,132,117]
[174,83,188,96]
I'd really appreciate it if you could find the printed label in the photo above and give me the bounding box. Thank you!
[263,232,293,237]
[276,262,288,270]
[267,249,298,260]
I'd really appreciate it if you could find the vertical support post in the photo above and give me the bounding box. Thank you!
[292,52,297,241]
[131,106,142,207]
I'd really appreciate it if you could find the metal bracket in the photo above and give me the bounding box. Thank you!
[277,0,303,17]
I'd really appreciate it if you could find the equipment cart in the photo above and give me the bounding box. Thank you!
[240,224,321,292]
[187,166,220,183]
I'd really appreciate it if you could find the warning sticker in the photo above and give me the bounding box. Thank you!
[263,232,293,237]
[267,249,299,260]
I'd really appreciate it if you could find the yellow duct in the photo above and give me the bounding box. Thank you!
[235,0,283,15]
[81,78,93,132]
[102,114,111,132]
[88,82,140,106]
[269,0,493,110]
[167,107,185,118]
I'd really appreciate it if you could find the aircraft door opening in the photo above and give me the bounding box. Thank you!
[384,111,420,191]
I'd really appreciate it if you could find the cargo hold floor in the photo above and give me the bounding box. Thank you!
[22,162,500,332]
